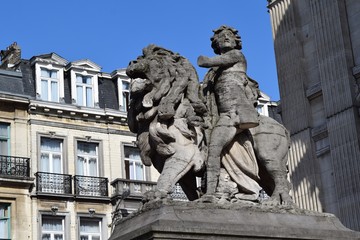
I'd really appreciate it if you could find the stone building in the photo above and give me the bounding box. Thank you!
[268,0,360,231]
[0,43,160,240]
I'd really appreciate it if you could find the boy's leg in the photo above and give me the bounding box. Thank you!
[206,120,237,195]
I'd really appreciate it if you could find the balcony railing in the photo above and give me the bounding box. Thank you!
[35,172,72,195]
[0,155,30,177]
[170,183,188,201]
[74,175,108,197]
[111,178,156,199]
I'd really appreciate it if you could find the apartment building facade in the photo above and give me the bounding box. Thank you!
[0,43,159,240]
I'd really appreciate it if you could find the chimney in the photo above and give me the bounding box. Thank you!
[0,42,21,70]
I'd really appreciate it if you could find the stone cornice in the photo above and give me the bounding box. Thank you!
[29,100,128,125]
[29,119,134,136]
[0,91,30,104]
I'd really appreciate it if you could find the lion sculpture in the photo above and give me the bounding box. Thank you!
[126,44,292,205]
[126,44,207,201]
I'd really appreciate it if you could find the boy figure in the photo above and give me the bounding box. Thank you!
[198,25,260,196]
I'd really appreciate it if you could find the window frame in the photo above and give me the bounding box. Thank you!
[75,139,103,177]
[70,69,99,108]
[0,203,11,240]
[122,143,148,181]
[40,137,64,174]
[79,217,102,240]
[0,122,10,156]
[37,134,67,174]
[77,214,107,240]
[40,68,60,102]
[75,74,95,107]
[35,63,65,102]
[39,212,70,240]
[118,77,130,112]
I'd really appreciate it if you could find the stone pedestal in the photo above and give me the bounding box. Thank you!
[109,200,360,240]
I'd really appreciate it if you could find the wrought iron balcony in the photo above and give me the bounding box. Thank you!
[170,183,188,201]
[111,178,156,200]
[35,172,72,195]
[74,175,108,197]
[0,155,30,178]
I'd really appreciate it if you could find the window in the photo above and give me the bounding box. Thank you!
[76,75,93,107]
[0,123,10,156]
[33,55,66,102]
[68,60,100,108]
[34,62,66,102]
[40,68,59,102]
[77,142,99,177]
[41,216,65,240]
[40,138,63,173]
[120,80,130,112]
[79,218,102,240]
[0,203,11,240]
[124,146,145,180]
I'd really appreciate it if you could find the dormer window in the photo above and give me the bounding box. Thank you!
[67,60,101,108]
[76,74,94,107]
[32,53,67,103]
[120,79,130,112]
[111,69,130,112]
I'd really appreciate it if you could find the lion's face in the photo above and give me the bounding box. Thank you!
[126,57,149,80]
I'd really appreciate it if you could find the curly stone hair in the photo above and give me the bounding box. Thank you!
[210,25,242,54]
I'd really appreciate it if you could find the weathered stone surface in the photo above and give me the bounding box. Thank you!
[199,25,292,204]
[126,31,293,205]
[126,45,207,202]
[109,200,360,240]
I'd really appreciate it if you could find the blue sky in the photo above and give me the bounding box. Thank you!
[1,0,279,100]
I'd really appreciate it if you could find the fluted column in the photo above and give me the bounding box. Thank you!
[268,0,310,134]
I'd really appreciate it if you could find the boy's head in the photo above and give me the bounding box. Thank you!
[211,25,242,54]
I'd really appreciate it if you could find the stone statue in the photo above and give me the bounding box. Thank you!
[198,25,261,200]
[126,27,292,205]
[111,26,360,240]
[199,25,292,204]
[126,45,207,201]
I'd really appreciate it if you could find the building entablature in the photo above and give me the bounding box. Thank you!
[28,99,128,125]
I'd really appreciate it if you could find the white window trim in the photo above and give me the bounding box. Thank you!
[79,217,102,240]
[40,137,64,174]
[257,102,269,116]
[0,203,11,239]
[117,76,130,112]
[0,122,10,156]
[76,141,99,177]
[77,214,107,240]
[39,212,70,240]
[70,69,99,107]
[35,63,64,102]
[123,145,146,181]
[37,133,68,176]
[41,215,65,240]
